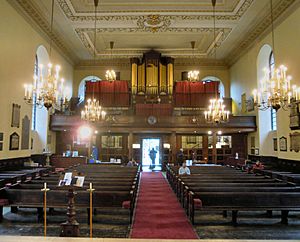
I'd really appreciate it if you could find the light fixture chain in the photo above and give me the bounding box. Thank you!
[270,0,276,59]
[49,0,55,58]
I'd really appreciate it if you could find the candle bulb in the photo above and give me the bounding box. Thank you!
[24,84,28,98]
[44,182,46,189]
[89,183,92,190]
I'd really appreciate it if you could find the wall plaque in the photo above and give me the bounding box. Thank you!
[10,132,19,150]
[290,99,300,130]
[21,115,30,150]
[11,103,21,128]
[273,138,278,151]
[290,132,300,152]
[279,136,287,152]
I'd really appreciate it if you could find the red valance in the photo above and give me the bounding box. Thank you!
[85,80,130,107]
[174,81,219,107]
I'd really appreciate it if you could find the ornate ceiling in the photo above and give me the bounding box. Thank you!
[10,0,296,66]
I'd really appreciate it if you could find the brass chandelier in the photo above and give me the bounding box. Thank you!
[204,0,230,124]
[252,0,299,111]
[105,41,116,81]
[81,0,106,122]
[81,98,106,122]
[188,41,200,82]
[24,0,68,111]
[204,99,230,124]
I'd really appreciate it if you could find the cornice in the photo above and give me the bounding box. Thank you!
[75,58,228,69]
[226,0,296,66]
[57,0,254,21]
[10,0,78,64]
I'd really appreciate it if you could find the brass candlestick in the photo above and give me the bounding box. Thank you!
[87,183,95,238]
[41,182,50,237]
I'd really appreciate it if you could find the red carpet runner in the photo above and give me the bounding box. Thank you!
[131,172,198,239]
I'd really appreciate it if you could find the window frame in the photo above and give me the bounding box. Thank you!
[269,51,277,131]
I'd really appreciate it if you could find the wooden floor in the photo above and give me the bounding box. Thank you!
[1,237,300,242]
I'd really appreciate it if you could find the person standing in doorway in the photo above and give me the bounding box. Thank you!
[177,148,184,166]
[149,148,157,169]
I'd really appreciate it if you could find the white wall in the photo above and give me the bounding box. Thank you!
[230,4,300,160]
[0,0,73,159]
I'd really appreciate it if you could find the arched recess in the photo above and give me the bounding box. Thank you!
[78,75,101,103]
[256,44,276,156]
[201,76,225,98]
[32,45,50,154]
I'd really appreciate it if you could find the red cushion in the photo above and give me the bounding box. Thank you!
[55,168,65,172]
[0,199,9,206]
[122,200,131,209]
[194,198,202,209]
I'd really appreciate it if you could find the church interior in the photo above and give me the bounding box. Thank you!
[1,0,300,241]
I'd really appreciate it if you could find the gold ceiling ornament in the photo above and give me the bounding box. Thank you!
[105,41,117,81]
[137,14,171,33]
[24,0,69,111]
[81,0,106,122]
[204,0,230,124]
[252,0,299,111]
[188,41,200,82]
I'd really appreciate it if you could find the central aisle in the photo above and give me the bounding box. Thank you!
[131,172,198,239]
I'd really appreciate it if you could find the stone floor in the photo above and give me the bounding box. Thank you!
[194,210,300,239]
[0,207,130,238]
[1,206,300,239]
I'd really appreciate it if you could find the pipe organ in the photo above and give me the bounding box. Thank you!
[131,50,174,96]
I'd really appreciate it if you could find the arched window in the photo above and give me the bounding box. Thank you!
[201,76,225,98]
[78,75,101,102]
[269,52,277,130]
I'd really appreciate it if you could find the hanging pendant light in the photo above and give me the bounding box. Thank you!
[81,0,106,122]
[23,0,69,111]
[252,0,299,111]
[105,41,117,81]
[204,0,230,124]
[188,41,200,82]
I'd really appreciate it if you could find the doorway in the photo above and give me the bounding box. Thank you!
[142,138,161,171]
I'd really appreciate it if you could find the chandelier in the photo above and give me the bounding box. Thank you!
[23,0,68,111]
[253,65,299,111]
[204,99,230,124]
[204,0,230,124]
[81,98,106,122]
[81,0,106,122]
[188,70,200,82]
[188,41,199,82]
[106,41,116,81]
[252,0,299,111]
[105,70,116,81]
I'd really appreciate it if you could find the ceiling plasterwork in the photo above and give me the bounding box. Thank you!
[226,0,296,65]
[75,27,231,59]
[57,0,254,21]
[11,0,77,63]
[9,0,297,65]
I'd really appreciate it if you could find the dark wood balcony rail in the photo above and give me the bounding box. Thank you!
[50,114,256,133]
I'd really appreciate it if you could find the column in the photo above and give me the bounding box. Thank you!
[171,131,176,164]
[128,132,133,159]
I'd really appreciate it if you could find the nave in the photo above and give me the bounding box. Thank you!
[1,164,300,240]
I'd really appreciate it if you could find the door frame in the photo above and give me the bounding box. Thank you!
[140,136,162,168]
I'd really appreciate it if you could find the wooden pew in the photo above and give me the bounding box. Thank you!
[1,188,135,223]
[188,191,300,225]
